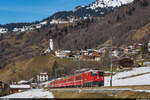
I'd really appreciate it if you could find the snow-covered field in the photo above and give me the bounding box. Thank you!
[105,67,150,86]
[1,89,54,98]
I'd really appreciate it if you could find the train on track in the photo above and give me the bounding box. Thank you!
[49,69,104,88]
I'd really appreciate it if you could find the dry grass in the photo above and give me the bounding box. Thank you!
[115,91,150,98]
[49,86,150,99]
[97,85,150,90]
[50,90,150,99]
[133,23,150,41]
[0,55,55,83]
[0,54,103,83]
[48,85,150,91]
[52,91,113,98]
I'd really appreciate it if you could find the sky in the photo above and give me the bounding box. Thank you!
[0,0,95,25]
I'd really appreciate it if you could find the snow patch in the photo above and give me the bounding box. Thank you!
[133,90,150,93]
[10,85,31,89]
[1,89,54,98]
[105,67,150,86]
[89,0,134,9]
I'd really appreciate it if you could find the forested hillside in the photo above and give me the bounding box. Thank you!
[0,0,150,70]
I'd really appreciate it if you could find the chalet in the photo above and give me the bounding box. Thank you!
[55,50,66,58]
[17,80,30,85]
[112,50,119,57]
[13,28,20,32]
[82,50,101,61]
[148,41,150,52]
[118,58,134,68]
[81,50,88,56]
[0,28,8,33]
[50,19,69,24]
[124,48,129,54]
[40,21,47,25]
[10,84,31,93]
[35,24,42,29]
[37,72,48,82]
[55,50,71,58]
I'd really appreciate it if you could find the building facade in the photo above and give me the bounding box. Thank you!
[37,72,48,82]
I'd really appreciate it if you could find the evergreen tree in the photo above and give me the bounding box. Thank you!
[141,40,148,54]
[52,61,59,78]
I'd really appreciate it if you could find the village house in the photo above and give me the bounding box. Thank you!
[81,49,101,61]
[50,19,69,24]
[112,49,119,57]
[10,84,31,93]
[13,28,20,32]
[40,21,47,25]
[55,50,71,58]
[17,80,30,85]
[37,72,49,82]
[13,27,29,32]
[81,50,88,56]
[0,28,8,33]
[148,41,150,52]
[35,24,42,29]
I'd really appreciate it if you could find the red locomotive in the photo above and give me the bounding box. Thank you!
[49,70,104,88]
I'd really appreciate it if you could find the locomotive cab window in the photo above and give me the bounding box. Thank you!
[76,75,82,80]
[99,72,104,76]
[91,72,97,76]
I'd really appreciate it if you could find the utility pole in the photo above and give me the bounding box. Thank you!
[78,54,80,73]
[110,36,113,87]
[55,68,57,78]
[77,52,81,89]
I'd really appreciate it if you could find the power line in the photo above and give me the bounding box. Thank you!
[110,36,113,87]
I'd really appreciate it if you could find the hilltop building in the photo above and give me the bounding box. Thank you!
[37,72,49,82]
[50,39,54,51]
[0,28,8,33]
[43,39,54,54]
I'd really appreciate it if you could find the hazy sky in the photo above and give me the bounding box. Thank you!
[0,0,95,24]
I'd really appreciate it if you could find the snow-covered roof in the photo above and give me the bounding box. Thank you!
[39,72,48,75]
[10,85,31,89]
[17,80,29,84]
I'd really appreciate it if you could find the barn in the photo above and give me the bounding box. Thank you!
[118,58,134,68]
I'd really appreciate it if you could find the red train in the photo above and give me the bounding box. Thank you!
[49,70,104,88]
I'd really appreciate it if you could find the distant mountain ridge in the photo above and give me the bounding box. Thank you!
[46,0,135,21]
[89,0,134,9]
[0,0,135,32]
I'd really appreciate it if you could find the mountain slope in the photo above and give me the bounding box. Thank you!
[0,0,149,74]
[46,0,135,22]
[0,0,135,31]
[50,0,149,49]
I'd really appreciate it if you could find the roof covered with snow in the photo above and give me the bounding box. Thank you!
[17,80,29,84]
[10,85,31,89]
